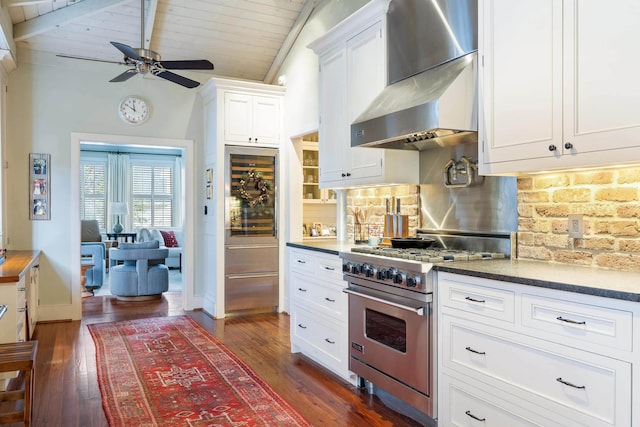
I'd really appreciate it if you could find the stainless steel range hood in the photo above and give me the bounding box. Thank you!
[351,0,478,151]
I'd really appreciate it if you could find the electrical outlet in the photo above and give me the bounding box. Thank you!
[568,214,583,239]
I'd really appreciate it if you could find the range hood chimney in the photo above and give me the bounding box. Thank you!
[351,0,478,151]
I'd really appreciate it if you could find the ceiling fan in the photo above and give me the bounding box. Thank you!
[57,0,214,89]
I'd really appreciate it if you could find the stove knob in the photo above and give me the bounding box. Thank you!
[393,272,406,285]
[376,269,387,280]
[365,265,376,278]
[350,264,361,275]
[406,275,421,288]
[342,262,352,273]
[361,263,372,277]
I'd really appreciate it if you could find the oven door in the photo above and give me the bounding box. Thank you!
[344,280,431,397]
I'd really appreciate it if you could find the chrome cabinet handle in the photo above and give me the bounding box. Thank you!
[465,346,486,355]
[465,296,485,303]
[297,288,307,292]
[556,316,586,325]
[556,377,585,389]
[324,266,335,271]
[465,411,486,422]
[18,307,27,313]
[325,297,335,303]
[18,287,27,292]
[297,259,306,264]
[325,338,335,344]
[297,324,307,329]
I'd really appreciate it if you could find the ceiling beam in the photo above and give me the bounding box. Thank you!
[13,0,130,41]
[264,0,320,84]
[0,6,16,71]
[143,0,157,49]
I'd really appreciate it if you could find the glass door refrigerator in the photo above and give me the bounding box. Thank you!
[224,146,278,314]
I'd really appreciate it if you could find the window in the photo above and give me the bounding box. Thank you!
[80,159,107,229]
[131,160,174,228]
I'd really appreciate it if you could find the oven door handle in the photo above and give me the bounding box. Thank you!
[343,288,425,316]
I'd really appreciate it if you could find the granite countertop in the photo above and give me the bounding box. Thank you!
[436,259,640,302]
[287,240,357,255]
[287,241,640,302]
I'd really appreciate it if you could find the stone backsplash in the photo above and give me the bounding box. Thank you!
[346,185,421,241]
[517,167,640,271]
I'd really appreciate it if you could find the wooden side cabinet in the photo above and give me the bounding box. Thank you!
[0,252,40,344]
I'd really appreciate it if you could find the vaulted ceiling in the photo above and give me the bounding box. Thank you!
[3,0,316,83]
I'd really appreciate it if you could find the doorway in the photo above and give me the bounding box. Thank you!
[71,133,197,317]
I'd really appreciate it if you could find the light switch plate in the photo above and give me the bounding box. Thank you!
[568,214,583,238]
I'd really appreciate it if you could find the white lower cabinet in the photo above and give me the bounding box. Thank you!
[438,272,637,427]
[288,247,355,384]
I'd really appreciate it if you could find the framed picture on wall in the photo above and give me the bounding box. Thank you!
[30,153,51,220]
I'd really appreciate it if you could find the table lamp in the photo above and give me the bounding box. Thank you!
[110,202,129,233]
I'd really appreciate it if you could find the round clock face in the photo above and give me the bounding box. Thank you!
[118,96,149,125]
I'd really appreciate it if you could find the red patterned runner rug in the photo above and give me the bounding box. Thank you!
[88,315,311,426]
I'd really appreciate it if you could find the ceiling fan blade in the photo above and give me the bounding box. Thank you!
[158,60,214,70]
[110,41,143,61]
[155,71,201,89]
[56,54,126,66]
[109,70,138,83]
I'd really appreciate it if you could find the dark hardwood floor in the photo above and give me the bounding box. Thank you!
[24,292,422,426]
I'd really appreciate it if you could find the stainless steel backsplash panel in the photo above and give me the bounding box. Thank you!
[419,143,517,234]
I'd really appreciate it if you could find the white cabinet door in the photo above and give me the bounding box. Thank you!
[252,95,281,146]
[345,21,384,181]
[480,0,563,165]
[563,1,640,154]
[224,92,253,144]
[224,92,280,147]
[318,47,349,184]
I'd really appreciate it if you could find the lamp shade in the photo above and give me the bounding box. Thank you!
[110,202,129,216]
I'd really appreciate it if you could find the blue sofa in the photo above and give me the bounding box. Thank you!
[81,242,105,289]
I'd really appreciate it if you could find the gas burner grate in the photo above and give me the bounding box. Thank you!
[351,246,506,262]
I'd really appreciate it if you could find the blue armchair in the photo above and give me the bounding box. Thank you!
[109,241,169,301]
[81,220,106,289]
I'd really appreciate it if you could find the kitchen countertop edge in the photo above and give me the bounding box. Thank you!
[436,259,640,302]
[286,241,356,256]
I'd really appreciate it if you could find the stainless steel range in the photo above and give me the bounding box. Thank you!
[340,232,512,421]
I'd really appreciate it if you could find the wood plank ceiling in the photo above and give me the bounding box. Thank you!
[4,0,314,82]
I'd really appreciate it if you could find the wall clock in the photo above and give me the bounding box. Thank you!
[118,96,150,125]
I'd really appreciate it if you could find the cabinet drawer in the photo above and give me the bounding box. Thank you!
[442,376,545,427]
[439,276,515,323]
[290,273,347,318]
[522,293,633,352]
[316,255,342,282]
[289,249,314,275]
[443,316,631,425]
[291,307,346,365]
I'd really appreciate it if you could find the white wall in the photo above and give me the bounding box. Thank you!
[6,49,209,318]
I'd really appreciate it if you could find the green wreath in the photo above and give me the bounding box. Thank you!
[236,169,271,207]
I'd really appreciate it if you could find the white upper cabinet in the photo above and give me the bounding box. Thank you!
[480,0,640,174]
[200,78,284,149]
[224,92,281,147]
[310,0,418,188]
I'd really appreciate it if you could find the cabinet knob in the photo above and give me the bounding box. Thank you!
[548,144,557,152]
[248,137,252,142]
[341,173,347,177]
[346,172,351,177]
[564,142,573,150]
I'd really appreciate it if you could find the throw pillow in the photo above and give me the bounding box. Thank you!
[160,230,179,248]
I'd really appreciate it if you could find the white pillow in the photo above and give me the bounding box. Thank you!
[150,229,165,246]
